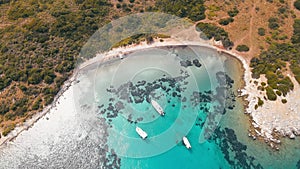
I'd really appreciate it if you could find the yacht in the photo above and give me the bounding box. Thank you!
[183,136,192,149]
[151,100,165,116]
[136,127,148,139]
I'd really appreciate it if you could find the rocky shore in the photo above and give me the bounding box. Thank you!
[238,53,300,149]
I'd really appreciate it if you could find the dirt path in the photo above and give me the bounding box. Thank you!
[234,1,257,59]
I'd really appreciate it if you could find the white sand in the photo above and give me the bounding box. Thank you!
[0,74,76,146]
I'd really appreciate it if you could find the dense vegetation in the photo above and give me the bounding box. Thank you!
[250,19,300,101]
[294,0,300,10]
[217,7,239,26]
[0,0,233,137]
[0,0,117,135]
[154,0,206,21]
[218,17,234,26]
[266,86,277,101]
[0,0,298,138]
[111,34,170,49]
[195,23,234,48]
[292,19,300,44]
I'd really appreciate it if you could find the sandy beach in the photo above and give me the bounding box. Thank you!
[1,34,299,149]
[0,73,77,146]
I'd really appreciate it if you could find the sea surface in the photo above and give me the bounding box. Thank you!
[0,45,300,169]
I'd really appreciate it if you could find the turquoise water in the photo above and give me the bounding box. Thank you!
[93,46,259,168]
[1,45,300,168]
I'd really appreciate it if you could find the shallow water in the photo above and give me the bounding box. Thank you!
[0,45,300,169]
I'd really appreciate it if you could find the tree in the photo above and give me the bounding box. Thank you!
[292,19,300,44]
[258,97,264,106]
[281,99,287,104]
[0,102,9,115]
[294,0,300,10]
[236,45,250,52]
[268,17,279,30]
[219,17,234,26]
[0,0,10,4]
[44,75,54,84]
[266,86,277,101]
[28,73,43,84]
[196,22,234,48]
[155,0,206,21]
[227,8,239,17]
[258,28,265,36]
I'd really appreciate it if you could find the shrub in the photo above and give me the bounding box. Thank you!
[281,99,287,104]
[257,86,264,91]
[32,102,40,110]
[227,8,239,17]
[276,90,282,96]
[258,97,264,106]
[294,0,300,10]
[292,19,300,44]
[0,0,10,4]
[155,0,206,21]
[7,2,35,20]
[28,74,43,84]
[32,98,42,110]
[44,75,54,84]
[266,86,277,101]
[196,22,234,48]
[236,45,250,52]
[258,28,266,36]
[219,17,234,25]
[278,7,286,14]
[266,71,279,89]
[44,95,55,105]
[0,102,9,115]
[15,106,27,116]
[277,85,290,96]
[268,17,279,30]
[2,124,16,137]
[146,35,154,44]
[0,77,11,91]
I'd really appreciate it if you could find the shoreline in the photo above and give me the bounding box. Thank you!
[0,37,297,149]
[1,38,242,147]
[0,72,78,147]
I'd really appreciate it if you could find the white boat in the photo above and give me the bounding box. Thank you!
[183,136,192,149]
[151,100,165,116]
[136,127,148,139]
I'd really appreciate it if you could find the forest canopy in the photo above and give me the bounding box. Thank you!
[154,0,206,21]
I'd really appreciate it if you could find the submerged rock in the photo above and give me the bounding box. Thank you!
[193,59,202,67]
[211,127,263,169]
